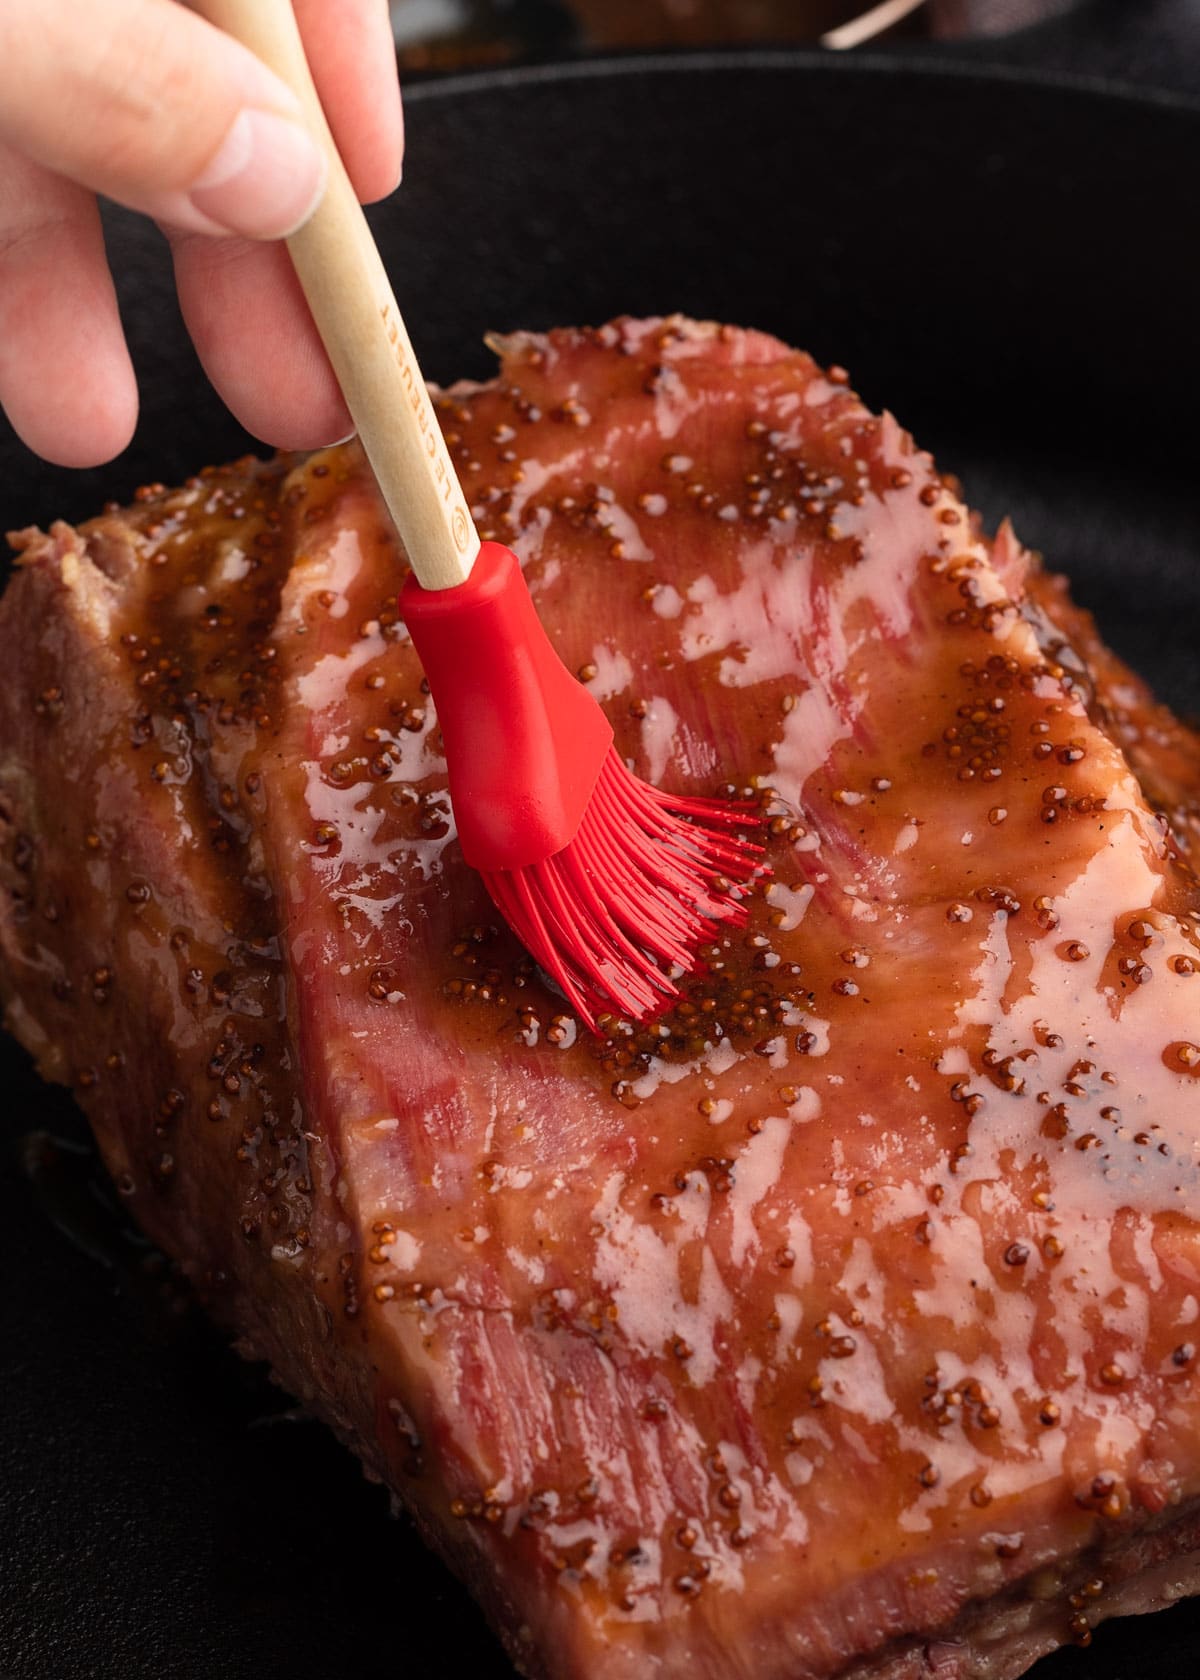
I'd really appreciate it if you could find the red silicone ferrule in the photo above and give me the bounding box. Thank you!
[399,542,614,873]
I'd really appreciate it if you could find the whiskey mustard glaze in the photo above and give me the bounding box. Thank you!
[2,317,1198,1679]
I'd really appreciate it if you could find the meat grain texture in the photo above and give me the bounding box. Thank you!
[2,318,1200,1680]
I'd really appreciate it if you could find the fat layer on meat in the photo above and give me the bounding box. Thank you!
[2,318,1200,1680]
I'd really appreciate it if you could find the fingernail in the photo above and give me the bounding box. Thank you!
[189,109,326,239]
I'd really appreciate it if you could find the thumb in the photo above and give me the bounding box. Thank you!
[0,0,326,239]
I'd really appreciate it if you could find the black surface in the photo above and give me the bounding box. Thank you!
[1,53,1199,1680]
[896,0,1200,102]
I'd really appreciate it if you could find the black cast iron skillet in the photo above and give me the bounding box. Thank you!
[1,52,1198,1680]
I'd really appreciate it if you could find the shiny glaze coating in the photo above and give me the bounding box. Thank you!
[1,318,1198,1680]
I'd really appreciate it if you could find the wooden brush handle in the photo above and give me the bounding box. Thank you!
[195,0,479,590]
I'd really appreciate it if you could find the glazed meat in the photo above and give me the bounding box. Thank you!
[2,318,1200,1680]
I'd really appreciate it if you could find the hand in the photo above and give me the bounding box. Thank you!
[0,0,403,467]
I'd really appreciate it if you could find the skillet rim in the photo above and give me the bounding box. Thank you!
[397,45,1200,119]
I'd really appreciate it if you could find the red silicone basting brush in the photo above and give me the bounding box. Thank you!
[398,546,763,1028]
[203,0,764,1031]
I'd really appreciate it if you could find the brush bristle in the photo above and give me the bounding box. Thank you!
[482,748,766,1032]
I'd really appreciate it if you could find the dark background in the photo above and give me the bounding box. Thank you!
[1,11,1199,1679]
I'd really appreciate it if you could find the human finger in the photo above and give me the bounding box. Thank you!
[0,0,326,240]
[294,0,405,203]
[168,229,351,449]
[0,147,137,467]
[170,1,404,450]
